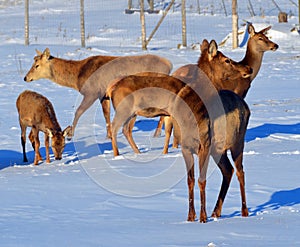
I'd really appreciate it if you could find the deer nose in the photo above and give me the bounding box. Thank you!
[249,67,253,74]
[23,76,27,81]
[272,44,279,51]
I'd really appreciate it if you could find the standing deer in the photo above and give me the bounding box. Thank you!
[157,24,278,153]
[117,39,252,155]
[24,48,172,139]
[16,90,72,165]
[240,24,278,82]
[107,72,250,222]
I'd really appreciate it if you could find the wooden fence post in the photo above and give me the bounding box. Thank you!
[80,0,86,48]
[181,0,187,47]
[232,0,238,49]
[299,0,300,26]
[140,0,147,50]
[25,0,29,45]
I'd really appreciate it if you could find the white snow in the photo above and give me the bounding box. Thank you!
[0,0,300,246]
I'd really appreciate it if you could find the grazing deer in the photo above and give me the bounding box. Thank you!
[158,24,278,153]
[24,48,172,139]
[107,72,250,222]
[16,90,72,165]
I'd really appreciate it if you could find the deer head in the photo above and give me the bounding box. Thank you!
[24,48,53,82]
[46,126,72,160]
[247,24,279,52]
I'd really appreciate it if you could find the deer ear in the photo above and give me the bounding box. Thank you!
[45,128,53,138]
[248,24,256,37]
[62,126,72,137]
[43,48,51,60]
[35,49,42,56]
[260,26,271,34]
[208,40,218,59]
[200,39,209,53]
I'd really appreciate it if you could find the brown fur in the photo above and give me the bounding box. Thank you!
[241,24,278,82]
[24,48,173,139]
[16,90,71,165]
[119,40,252,155]
[108,73,250,222]
[159,25,278,154]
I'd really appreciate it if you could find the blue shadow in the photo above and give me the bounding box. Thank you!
[245,122,300,142]
[220,187,300,219]
[133,119,162,132]
[0,142,77,170]
[251,188,300,214]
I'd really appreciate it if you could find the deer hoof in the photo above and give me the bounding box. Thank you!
[242,207,249,217]
[187,210,197,222]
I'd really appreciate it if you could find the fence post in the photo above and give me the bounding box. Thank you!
[128,0,132,9]
[80,0,86,48]
[140,0,147,50]
[232,0,238,49]
[25,0,29,45]
[299,0,300,26]
[149,0,154,12]
[181,0,187,47]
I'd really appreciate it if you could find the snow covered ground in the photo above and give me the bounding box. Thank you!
[0,0,299,246]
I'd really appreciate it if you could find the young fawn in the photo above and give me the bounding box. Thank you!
[16,90,71,165]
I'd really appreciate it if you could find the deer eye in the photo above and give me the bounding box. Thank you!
[225,59,230,64]
[35,65,39,69]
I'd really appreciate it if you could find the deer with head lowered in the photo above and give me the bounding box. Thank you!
[157,24,278,154]
[16,90,72,165]
[107,71,250,223]
[24,48,172,139]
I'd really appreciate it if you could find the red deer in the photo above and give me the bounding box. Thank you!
[118,39,252,155]
[107,72,250,222]
[24,48,172,139]
[16,90,72,165]
[158,24,278,153]
[240,24,278,83]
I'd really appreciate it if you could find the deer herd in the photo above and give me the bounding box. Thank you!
[17,24,278,222]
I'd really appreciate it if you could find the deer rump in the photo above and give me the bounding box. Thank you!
[108,73,250,222]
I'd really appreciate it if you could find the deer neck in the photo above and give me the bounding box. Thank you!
[43,104,62,133]
[241,44,264,82]
[49,58,82,91]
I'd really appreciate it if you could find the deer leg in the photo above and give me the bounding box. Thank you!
[122,116,141,154]
[172,117,181,149]
[20,124,28,162]
[31,129,42,163]
[162,116,172,154]
[153,116,164,137]
[44,133,50,164]
[231,147,248,217]
[111,109,136,156]
[211,152,234,218]
[198,146,210,223]
[31,128,41,165]
[101,97,112,139]
[70,95,97,140]
[182,148,196,222]
[28,130,35,150]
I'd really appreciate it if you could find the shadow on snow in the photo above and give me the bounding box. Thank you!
[221,187,300,219]
[1,121,299,169]
[0,142,77,170]
[245,122,300,142]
